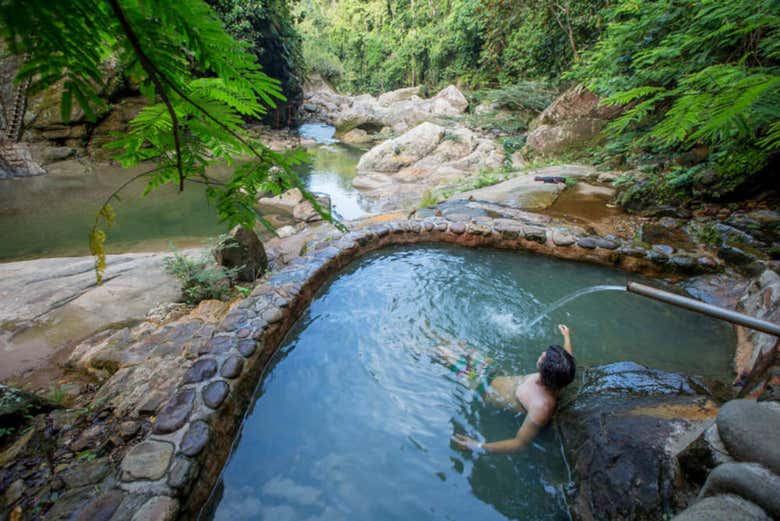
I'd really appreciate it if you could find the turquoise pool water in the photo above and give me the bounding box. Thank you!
[203,245,735,521]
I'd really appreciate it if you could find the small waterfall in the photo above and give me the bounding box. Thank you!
[524,285,627,330]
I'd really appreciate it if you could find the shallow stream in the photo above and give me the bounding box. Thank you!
[0,124,367,261]
[203,245,735,521]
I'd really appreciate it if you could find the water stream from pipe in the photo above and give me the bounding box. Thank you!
[524,285,627,330]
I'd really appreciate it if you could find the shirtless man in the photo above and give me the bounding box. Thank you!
[442,324,575,454]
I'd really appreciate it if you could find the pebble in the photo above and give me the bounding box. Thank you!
[202,380,230,409]
[717,400,780,475]
[130,496,179,521]
[180,421,210,457]
[152,388,195,434]
[182,358,218,384]
[220,356,244,379]
[121,440,174,481]
[577,237,598,249]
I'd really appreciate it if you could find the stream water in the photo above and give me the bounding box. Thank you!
[202,245,735,521]
[0,123,367,261]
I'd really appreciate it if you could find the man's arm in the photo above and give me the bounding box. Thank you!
[452,415,542,454]
[558,324,573,354]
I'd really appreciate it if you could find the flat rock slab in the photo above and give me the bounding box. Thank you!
[716,400,780,475]
[0,250,198,380]
[459,166,595,210]
[557,361,717,521]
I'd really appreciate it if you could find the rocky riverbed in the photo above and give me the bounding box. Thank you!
[1,77,778,521]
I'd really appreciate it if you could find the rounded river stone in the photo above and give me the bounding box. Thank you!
[652,244,676,256]
[152,388,195,434]
[220,356,244,379]
[238,339,256,357]
[449,222,465,234]
[595,238,619,250]
[130,496,179,521]
[182,358,217,384]
[717,400,780,475]
[203,380,230,409]
[74,490,124,521]
[700,462,780,519]
[168,456,196,490]
[180,420,210,457]
[121,440,174,481]
[671,494,770,521]
[577,237,598,249]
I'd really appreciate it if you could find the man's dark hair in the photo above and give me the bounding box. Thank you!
[539,345,576,391]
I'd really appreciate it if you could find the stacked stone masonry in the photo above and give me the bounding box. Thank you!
[44,211,729,519]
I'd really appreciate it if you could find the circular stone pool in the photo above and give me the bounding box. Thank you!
[202,245,735,520]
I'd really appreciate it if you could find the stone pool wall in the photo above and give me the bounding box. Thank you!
[110,210,725,519]
[6,204,743,520]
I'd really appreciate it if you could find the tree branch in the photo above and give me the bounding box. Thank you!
[107,0,185,191]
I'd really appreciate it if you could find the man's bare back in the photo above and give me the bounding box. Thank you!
[448,324,575,454]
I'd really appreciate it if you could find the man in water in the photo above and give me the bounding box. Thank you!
[440,324,575,454]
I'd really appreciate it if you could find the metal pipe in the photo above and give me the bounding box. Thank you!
[626,282,780,338]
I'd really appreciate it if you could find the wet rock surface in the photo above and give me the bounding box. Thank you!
[557,361,718,521]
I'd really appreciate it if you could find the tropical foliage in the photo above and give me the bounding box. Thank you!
[0,0,330,282]
[573,0,780,201]
[294,0,607,93]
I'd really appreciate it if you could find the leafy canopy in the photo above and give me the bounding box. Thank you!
[0,0,334,282]
[572,0,780,198]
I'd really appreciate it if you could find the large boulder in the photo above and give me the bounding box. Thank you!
[302,84,469,134]
[557,361,719,521]
[352,123,503,211]
[0,142,45,179]
[526,84,622,156]
[698,463,780,519]
[732,270,780,383]
[671,494,770,521]
[213,225,268,282]
[376,86,422,106]
[357,122,446,173]
[715,400,780,476]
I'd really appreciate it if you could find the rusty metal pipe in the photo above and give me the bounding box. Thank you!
[626,282,780,337]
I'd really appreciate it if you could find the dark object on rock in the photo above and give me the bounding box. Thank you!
[534,175,567,184]
[716,400,780,476]
[214,225,268,282]
[556,362,717,521]
[0,384,60,429]
[699,462,780,519]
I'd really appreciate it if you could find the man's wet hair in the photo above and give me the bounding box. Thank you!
[539,345,576,391]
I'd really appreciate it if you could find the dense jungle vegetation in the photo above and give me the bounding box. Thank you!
[298,0,780,205]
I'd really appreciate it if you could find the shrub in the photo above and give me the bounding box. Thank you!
[164,250,241,305]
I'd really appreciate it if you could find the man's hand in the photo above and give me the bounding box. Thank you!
[558,324,573,354]
[558,324,570,338]
[452,434,483,452]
